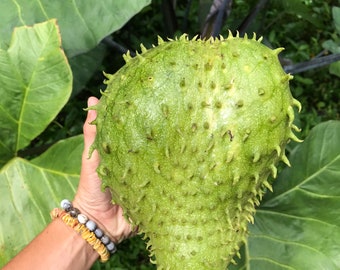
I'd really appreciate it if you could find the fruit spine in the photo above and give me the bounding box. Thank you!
[91,32,301,269]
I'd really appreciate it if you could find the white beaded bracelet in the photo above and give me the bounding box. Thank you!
[60,199,117,256]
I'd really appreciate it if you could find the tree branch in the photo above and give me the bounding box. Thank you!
[283,53,340,74]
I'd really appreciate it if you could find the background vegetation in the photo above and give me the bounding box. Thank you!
[0,0,339,269]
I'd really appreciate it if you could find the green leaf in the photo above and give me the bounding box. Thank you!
[232,121,340,269]
[329,61,340,78]
[31,135,83,174]
[0,20,72,167]
[322,39,340,54]
[322,40,340,77]
[0,0,151,57]
[0,135,83,266]
[332,6,340,33]
[275,0,322,28]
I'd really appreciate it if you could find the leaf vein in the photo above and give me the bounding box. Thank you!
[25,171,48,224]
[250,256,296,270]
[251,234,329,259]
[298,187,340,199]
[35,0,50,20]
[4,167,30,242]
[256,209,340,228]
[265,153,340,204]
[15,25,55,152]
[71,0,96,44]
[11,0,25,25]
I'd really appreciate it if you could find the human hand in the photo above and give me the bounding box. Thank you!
[73,97,134,243]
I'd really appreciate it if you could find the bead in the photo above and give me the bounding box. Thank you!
[86,220,97,232]
[77,214,88,224]
[106,241,117,254]
[69,207,80,218]
[57,199,117,260]
[50,208,60,219]
[94,228,103,238]
[60,199,72,210]
[101,235,110,245]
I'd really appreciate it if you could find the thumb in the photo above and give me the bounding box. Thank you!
[83,97,99,154]
[82,97,100,174]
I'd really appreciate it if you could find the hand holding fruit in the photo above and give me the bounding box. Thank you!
[73,96,134,244]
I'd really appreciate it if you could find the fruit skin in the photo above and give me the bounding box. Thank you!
[92,33,301,269]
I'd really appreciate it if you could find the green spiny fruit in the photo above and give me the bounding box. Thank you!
[92,32,301,269]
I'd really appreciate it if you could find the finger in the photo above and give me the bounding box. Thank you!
[83,97,99,155]
[83,97,99,150]
[82,97,100,172]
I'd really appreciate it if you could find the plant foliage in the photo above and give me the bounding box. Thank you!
[0,1,339,269]
[230,120,340,269]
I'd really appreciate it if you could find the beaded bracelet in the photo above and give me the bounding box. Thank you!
[50,199,117,263]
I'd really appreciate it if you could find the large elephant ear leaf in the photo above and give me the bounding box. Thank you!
[0,20,72,166]
[0,0,151,57]
[230,120,340,269]
[0,135,83,266]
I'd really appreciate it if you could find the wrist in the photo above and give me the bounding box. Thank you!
[3,218,98,270]
[56,199,117,261]
[72,199,114,241]
[71,195,134,244]
[53,218,99,265]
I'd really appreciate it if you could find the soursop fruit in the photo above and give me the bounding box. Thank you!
[92,33,301,269]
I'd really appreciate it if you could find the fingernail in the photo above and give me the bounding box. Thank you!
[87,97,98,107]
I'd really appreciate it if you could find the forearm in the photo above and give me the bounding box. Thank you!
[3,218,98,270]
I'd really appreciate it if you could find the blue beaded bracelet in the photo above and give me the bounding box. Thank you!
[60,199,117,255]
